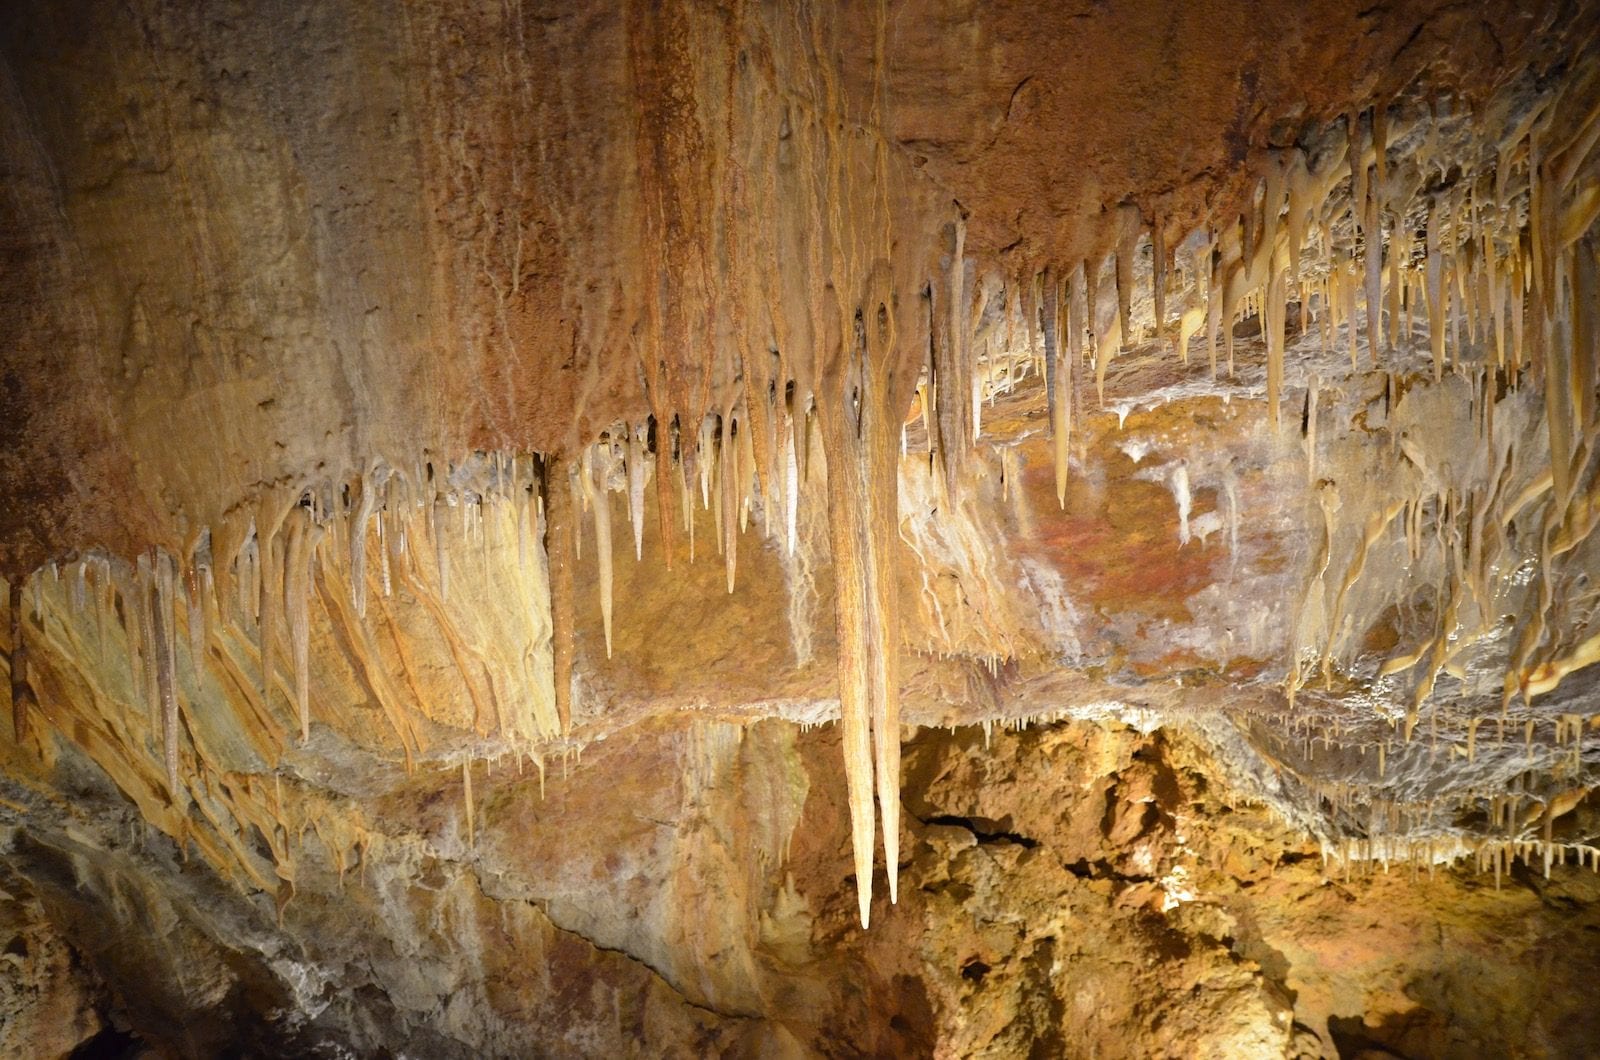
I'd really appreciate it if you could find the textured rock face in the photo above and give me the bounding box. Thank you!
[6,714,1600,1056]
[3,0,1600,1054]
[1,0,1580,571]
[0,876,103,1057]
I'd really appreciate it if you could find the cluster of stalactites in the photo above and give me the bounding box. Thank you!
[569,403,817,664]
[8,56,1600,927]
[893,71,1600,880]
[565,270,943,931]
[0,285,954,930]
[979,73,1600,729]
[1305,763,1598,886]
[1311,87,1600,725]
[1260,678,1599,872]
[6,56,970,929]
[4,453,575,816]
[1318,832,1600,886]
[984,72,1593,514]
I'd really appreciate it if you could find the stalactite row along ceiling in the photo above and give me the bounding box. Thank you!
[3,0,1600,1052]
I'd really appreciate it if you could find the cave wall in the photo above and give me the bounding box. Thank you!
[5,712,1599,1057]
[2,0,1592,571]
[2,1,1600,1054]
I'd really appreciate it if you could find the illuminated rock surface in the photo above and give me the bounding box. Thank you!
[2,0,1600,1055]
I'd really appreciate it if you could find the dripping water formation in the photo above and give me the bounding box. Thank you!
[2,1,1600,1056]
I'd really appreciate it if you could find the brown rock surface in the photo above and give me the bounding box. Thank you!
[8,712,1600,1056]
[0,0,1593,571]
[0,872,104,1058]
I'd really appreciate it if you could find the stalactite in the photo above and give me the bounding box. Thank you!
[1266,257,1287,430]
[738,405,756,535]
[1042,266,1070,508]
[1114,209,1139,352]
[589,444,616,659]
[285,509,316,744]
[8,580,30,744]
[349,470,377,620]
[1152,218,1167,340]
[627,422,647,563]
[720,411,739,593]
[656,419,679,572]
[783,404,800,556]
[150,552,183,802]
[135,553,159,723]
[463,759,475,847]
[1362,174,1385,361]
[184,561,207,679]
[544,462,576,735]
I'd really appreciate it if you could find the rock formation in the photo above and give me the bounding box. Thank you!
[2,0,1599,1055]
